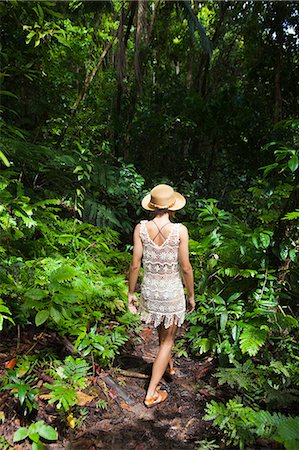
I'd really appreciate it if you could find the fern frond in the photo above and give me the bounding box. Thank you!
[216,360,255,390]
[239,326,267,356]
[275,416,299,448]
[266,388,299,407]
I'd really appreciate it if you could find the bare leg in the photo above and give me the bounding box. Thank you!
[168,357,174,372]
[145,323,177,399]
[158,326,174,373]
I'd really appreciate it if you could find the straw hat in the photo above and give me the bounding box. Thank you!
[141,184,186,211]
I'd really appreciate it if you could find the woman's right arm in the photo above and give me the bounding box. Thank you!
[178,225,195,313]
[128,224,143,313]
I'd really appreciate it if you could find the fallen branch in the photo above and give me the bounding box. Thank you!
[98,373,136,405]
[115,369,149,379]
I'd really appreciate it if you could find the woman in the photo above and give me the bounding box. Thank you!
[128,184,195,407]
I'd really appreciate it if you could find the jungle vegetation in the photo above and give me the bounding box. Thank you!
[0,1,298,449]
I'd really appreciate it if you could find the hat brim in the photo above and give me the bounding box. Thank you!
[141,192,186,211]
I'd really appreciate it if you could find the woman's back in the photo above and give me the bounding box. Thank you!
[144,220,176,247]
[139,220,185,328]
[127,184,195,407]
[140,220,181,275]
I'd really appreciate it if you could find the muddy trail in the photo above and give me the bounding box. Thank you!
[0,323,222,450]
[63,325,217,450]
[0,325,277,450]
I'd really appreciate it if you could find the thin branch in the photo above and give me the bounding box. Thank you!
[56,6,129,146]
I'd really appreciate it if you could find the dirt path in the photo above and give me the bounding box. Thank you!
[0,325,218,450]
[63,325,216,450]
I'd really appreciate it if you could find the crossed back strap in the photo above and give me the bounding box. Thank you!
[151,220,170,243]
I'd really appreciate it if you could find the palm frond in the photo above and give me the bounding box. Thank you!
[181,0,213,58]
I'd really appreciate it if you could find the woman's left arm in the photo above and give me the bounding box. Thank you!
[128,224,143,313]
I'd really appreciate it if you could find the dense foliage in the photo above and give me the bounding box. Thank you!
[0,1,298,449]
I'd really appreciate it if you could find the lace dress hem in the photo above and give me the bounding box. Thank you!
[140,309,185,329]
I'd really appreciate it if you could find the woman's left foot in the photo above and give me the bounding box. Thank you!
[165,367,176,376]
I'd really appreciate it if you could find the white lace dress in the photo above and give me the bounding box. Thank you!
[139,220,186,328]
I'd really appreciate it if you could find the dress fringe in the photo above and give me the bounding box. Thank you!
[140,309,185,329]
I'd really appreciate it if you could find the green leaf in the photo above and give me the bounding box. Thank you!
[13,427,29,442]
[38,424,58,441]
[227,292,241,303]
[239,326,267,356]
[0,149,11,167]
[282,210,299,220]
[25,288,49,301]
[274,416,299,449]
[288,154,299,172]
[231,325,240,342]
[35,310,49,326]
[37,4,44,21]
[280,247,289,260]
[220,312,228,332]
[17,384,27,405]
[252,235,259,249]
[198,338,211,353]
[50,306,62,323]
[261,162,279,176]
[51,264,76,282]
[31,441,44,450]
[28,431,40,443]
[213,295,225,305]
[259,232,271,249]
[289,249,297,262]
[43,7,64,18]
[0,90,18,99]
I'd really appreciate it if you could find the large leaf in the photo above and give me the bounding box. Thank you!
[35,310,49,326]
[274,416,299,450]
[13,427,29,442]
[50,306,62,323]
[239,326,267,356]
[288,154,298,172]
[24,288,49,301]
[283,209,299,220]
[220,312,228,332]
[31,442,44,450]
[37,423,58,441]
[51,265,76,282]
[0,149,10,167]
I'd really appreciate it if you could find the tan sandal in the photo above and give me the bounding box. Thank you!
[144,389,168,408]
[165,367,176,376]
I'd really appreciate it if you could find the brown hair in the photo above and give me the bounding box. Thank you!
[150,208,175,218]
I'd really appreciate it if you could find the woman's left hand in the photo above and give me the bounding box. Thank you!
[187,295,195,313]
[128,293,138,314]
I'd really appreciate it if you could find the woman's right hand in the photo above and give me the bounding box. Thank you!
[187,295,195,313]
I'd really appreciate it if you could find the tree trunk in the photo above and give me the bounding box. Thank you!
[114,2,137,157]
[196,2,227,96]
[272,2,286,123]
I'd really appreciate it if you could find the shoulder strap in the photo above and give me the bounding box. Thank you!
[173,223,181,243]
[152,220,169,242]
[139,220,148,242]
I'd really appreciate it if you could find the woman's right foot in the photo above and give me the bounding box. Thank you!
[144,389,168,408]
